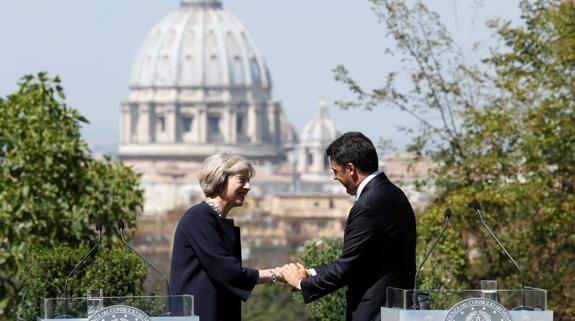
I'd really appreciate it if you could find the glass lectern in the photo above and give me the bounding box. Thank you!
[382,287,553,321]
[39,295,198,321]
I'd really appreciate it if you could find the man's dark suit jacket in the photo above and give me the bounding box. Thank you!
[170,202,258,321]
[301,173,416,321]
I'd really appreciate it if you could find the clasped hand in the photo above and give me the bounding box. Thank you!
[273,262,309,290]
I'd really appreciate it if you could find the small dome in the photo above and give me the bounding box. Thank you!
[300,101,339,145]
[129,0,271,89]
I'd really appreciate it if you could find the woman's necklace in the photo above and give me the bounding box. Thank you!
[205,200,223,217]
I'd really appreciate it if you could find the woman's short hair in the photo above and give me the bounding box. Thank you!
[198,153,255,198]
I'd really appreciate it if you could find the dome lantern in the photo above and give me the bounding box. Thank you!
[181,0,222,9]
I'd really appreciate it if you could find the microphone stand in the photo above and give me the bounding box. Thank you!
[60,223,102,318]
[117,221,172,316]
[470,201,532,311]
[412,208,451,310]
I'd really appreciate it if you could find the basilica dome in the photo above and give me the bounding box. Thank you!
[297,101,339,175]
[300,101,339,146]
[119,0,296,164]
[130,0,271,89]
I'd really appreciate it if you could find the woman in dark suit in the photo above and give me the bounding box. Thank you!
[170,153,279,321]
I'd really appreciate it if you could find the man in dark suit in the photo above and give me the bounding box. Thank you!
[279,132,417,321]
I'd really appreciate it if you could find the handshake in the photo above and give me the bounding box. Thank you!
[268,263,311,290]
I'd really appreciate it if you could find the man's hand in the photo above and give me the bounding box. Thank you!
[278,263,308,290]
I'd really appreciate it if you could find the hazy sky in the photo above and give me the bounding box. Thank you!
[0,0,521,153]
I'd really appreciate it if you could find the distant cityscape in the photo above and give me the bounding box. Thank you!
[102,0,435,290]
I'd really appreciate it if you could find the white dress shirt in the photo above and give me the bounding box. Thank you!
[355,171,379,201]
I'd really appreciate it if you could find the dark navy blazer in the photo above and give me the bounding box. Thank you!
[301,173,417,321]
[170,201,258,321]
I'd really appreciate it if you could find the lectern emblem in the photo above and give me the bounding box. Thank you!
[88,305,152,321]
[464,310,491,321]
[444,298,512,321]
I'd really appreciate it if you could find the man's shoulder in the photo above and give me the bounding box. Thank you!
[356,180,389,203]
[364,174,406,196]
[356,176,412,211]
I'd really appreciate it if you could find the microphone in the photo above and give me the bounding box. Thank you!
[412,208,451,310]
[117,220,172,315]
[60,222,102,318]
[468,200,531,311]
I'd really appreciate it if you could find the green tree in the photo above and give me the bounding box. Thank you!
[334,0,574,320]
[0,73,144,320]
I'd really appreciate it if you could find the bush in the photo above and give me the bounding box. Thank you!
[242,284,309,321]
[298,238,346,321]
[16,242,147,321]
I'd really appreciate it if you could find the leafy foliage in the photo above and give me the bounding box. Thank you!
[0,73,144,320]
[16,243,147,321]
[334,1,575,320]
[298,238,346,321]
[242,284,309,321]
